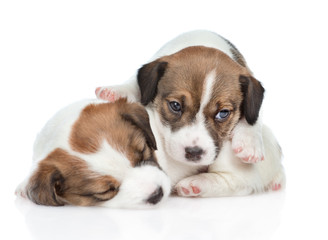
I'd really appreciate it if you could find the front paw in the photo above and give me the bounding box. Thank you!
[15,181,28,199]
[232,125,264,163]
[95,87,123,102]
[175,177,203,197]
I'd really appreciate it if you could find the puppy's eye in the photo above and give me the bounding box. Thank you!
[168,101,182,113]
[215,109,230,122]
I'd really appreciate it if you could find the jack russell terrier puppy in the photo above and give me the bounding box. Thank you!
[16,99,171,207]
[96,30,285,197]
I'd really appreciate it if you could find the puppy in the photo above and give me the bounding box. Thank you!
[16,99,171,207]
[96,30,285,196]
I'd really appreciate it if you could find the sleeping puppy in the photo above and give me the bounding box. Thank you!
[96,30,285,196]
[16,99,170,207]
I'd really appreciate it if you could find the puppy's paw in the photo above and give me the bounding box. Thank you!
[271,183,282,191]
[175,176,205,197]
[15,182,27,199]
[16,190,27,198]
[232,124,264,163]
[268,170,286,191]
[95,87,123,102]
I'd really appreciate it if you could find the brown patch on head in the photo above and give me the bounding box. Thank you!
[26,148,120,206]
[69,98,158,167]
[140,47,247,130]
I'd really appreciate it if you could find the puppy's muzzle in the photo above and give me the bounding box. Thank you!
[185,146,204,162]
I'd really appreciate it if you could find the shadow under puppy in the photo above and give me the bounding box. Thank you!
[16,99,170,208]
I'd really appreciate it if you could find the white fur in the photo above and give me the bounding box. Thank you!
[147,109,201,186]
[74,140,131,182]
[16,99,171,208]
[96,30,285,196]
[102,165,170,208]
[150,30,234,61]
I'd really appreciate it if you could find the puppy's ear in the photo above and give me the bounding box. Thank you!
[137,61,168,105]
[239,75,265,125]
[27,163,66,206]
[121,104,157,150]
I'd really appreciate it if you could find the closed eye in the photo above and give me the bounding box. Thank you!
[80,184,119,198]
[98,185,118,194]
[136,155,161,168]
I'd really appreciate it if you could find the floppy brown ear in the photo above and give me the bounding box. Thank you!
[121,104,157,150]
[137,60,168,106]
[239,75,265,125]
[26,163,65,206]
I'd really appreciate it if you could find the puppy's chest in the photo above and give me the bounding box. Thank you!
[168,163,201,186]
[157,151,201,186]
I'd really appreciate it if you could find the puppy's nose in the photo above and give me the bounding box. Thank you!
[185,146,204,161]
[146,187,163,205]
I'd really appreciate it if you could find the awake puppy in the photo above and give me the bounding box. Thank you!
[96,30,285,196]
[16,99,170,207]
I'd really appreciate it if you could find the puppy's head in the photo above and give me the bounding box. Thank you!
[26,99,170,208]
[26,149,120,206]
[138,46,264,166]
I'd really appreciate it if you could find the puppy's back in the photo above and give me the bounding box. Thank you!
[32,99,104,163]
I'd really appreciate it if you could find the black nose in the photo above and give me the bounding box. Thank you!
[185,146,203,161]
[146,187,163,205]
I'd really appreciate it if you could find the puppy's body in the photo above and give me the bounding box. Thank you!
[96,30,285,197]
[16,99,171,207]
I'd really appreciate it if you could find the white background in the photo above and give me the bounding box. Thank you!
[1,1,327,239]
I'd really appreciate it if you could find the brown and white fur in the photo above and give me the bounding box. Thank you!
[16,99,171,207]
[95,30,285,197]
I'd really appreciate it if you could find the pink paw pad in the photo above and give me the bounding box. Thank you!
[181,187,190,195]
[15,190,27,198]
[272,183,281,191]
[191,185,201,194]
[233,147,243,154]
[179,185,201,196]
[241,155,264,163]
[95,87,119,102]
[95,87,101,96]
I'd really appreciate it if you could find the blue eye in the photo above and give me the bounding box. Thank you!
[215,109,230,122]
[169,101,182,113]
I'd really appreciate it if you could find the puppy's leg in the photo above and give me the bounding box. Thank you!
[268,168,286,191]
[231,118,264,163]
[175,140,263,197]
[95,76,140,102]
[15,179,28,198]
[175,172,253,197]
